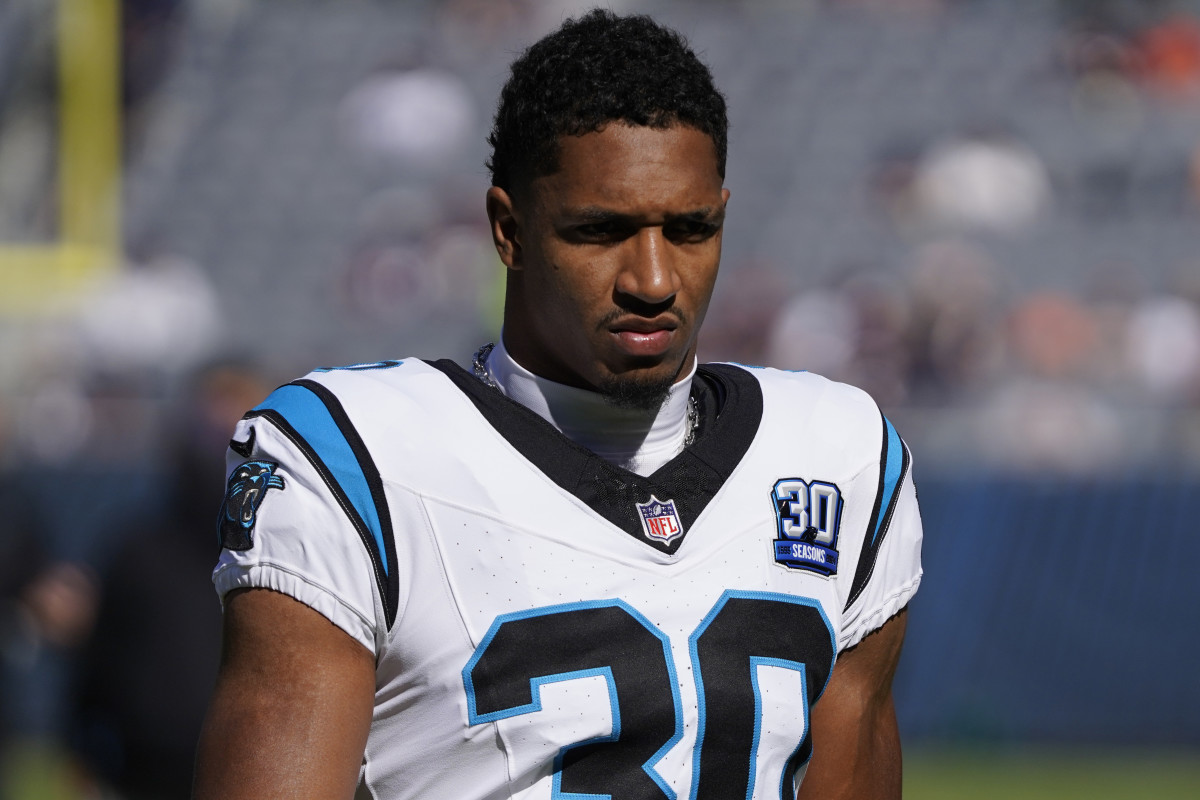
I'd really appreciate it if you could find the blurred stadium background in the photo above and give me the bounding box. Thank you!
[1,0,1199,797]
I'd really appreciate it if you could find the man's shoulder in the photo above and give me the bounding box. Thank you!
[239,357,491,493]
[298,356,442,385]
[702,362,879,417]
[250,357,473,438]
[703,363,887,462]
[287,357,465,403]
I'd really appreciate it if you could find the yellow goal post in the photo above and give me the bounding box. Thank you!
[0,0,121,315]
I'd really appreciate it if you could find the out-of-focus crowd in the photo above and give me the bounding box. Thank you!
[702,236,1200,475]
[1,0,1200,797]
[0,360,268,800]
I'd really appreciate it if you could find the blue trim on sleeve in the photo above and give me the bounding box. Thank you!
[873,417,904,549]
[254,384,389,576]
[846,413,911,611]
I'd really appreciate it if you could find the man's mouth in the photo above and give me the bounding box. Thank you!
[609,318,678,357]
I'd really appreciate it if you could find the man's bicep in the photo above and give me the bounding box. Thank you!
[193,588,376,800]
[797,608,907,800]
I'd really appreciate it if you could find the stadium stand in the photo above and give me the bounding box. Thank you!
[0,5,1198,792]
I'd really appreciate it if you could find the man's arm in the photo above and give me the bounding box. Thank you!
[193,588,376,800]
[796,608,908,800]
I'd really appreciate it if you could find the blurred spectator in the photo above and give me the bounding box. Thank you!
[13,378,94,467]
[764,287,857,377]
[838,269,914,408]
[976,377,1127,473]
[122,0,189,151]
[868,139,925,231]
[339,187,497,327]
[1135,14,1200,97]
[436,0,537,54]
[913,129,1051,235]
[0,451,99,800]
[71,360,271,800]
[976,292,1126,473]
[339,67,477,169]
[1006,292,1099,381]
[765,268,912,408]
[905,239,1006,401]
[74,255,221,378]
[699,261,790,367]
[1061,30,1144,153]
[16,565,98,655]
[1082,265,1144,389]
[1058,28,1137,79]
[1124,294,1200,401]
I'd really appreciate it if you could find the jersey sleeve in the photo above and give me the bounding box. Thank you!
[836,415,923,652]
[212,409,383,655]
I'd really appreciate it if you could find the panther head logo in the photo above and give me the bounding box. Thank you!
[219,460,285,551]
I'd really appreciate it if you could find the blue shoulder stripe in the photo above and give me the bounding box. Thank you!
[253,384,389,576]
[245,379,400,628]
[873,417,905,549]
[846,413,910,611]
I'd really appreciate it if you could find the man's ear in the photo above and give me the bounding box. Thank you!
[486,186,522,270]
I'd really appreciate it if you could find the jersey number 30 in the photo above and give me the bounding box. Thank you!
[463,590,836,800]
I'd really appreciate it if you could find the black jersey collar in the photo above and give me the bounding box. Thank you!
[427,360,763,554]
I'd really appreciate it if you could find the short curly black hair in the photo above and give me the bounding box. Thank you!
[488,9,728,195]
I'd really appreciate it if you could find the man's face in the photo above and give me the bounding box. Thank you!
[489,123,729,407]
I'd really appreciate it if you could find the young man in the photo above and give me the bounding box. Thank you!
[194,10,922,800]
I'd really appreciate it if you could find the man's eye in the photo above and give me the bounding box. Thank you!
[573,222,624,240]
[667,220,719,241]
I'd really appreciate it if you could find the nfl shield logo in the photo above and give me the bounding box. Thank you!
[636,495,684,544]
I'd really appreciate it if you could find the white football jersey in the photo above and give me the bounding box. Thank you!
[213,358,922,800]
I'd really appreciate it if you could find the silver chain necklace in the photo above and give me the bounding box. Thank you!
[471,342,699,446]
[472,342,500,389]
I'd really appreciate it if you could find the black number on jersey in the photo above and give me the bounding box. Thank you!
[464,591,836,800]
[465,601,680,798]
[690,593,836,799]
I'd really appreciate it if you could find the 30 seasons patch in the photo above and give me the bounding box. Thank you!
[771,477,843,575]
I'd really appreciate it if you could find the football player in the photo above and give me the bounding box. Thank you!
[194,10,921,800]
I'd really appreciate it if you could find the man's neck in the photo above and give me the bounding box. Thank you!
[481,338,695,477]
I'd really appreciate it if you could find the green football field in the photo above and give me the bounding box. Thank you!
[904,748,1200,799]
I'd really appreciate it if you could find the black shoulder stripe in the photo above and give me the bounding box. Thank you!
[845,413,910,611]
[229,426,256,459]
[245,379,400,629]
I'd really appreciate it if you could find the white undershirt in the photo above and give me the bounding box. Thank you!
[482,337,695,477]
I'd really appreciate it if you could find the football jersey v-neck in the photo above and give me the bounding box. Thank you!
[428,359,763,555]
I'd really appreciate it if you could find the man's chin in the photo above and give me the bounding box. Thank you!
[596,370,679,411]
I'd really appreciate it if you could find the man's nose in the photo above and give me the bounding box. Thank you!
[615,228,681,305]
